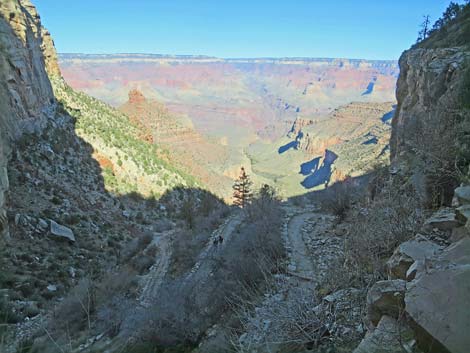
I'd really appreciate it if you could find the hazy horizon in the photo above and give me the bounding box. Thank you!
[57,52,399,61]
[35,0,468,61]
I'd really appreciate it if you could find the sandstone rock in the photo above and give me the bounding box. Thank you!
[50,220,75,242]
[367,280,406,326]
[454,186,470,205]
[405,238,470,353]
[353,316,416,353]
[423,208,462,232]
[387,236,442,280]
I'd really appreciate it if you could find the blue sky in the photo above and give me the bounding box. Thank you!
[34,0,465,60]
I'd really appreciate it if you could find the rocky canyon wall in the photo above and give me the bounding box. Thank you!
[0,0,60,236]
[391,46,470,203]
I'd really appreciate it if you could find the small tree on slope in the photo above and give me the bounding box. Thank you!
[233,167,253,208]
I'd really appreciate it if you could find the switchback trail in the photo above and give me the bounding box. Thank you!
[139,230,173,307]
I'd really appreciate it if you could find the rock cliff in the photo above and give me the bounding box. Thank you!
[391,28,470,204]
[354,6,470,353]
[0,0,60,236]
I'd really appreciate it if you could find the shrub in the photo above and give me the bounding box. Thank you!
[135,192,284,349]
[411,107,465,206]
[461,66,470,110]
[321,179,357,220]
[245,184,282,235]
[130,254,155,274]
[122,232,154,260]
[230,281,334,352]
[51,277,95,333]
[179,196,196,230]
[342,179,423,287]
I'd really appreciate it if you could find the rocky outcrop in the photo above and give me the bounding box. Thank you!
[0,0,60,237]
[390,47,470,203]
[391,48,469,159]
[353,316,415,353]
[119,90,233,197]
[405,237,470,353]
[358,186,470,353]
[287,117,314,138]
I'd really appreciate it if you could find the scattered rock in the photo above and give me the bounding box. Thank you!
[323,288,360,304]
[423,208,462,232]
[353,316,416,353]
[46,285,57,292]
[366,280,406,326]
[456,204,470,222]
[49,220,75,242]
[405,238,470,353]
[454,186,470,204]
[450,226,469,243]
[405,260,423,281]
[37,218,48,230]
[386,235,442,280]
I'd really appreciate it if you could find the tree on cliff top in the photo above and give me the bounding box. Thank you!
[417,15,431,42]
[233,167,252,208]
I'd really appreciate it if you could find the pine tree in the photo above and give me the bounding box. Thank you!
[417,15,431,42]
[233,167,252,208]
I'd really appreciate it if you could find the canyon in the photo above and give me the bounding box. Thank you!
[59,54,399,197]
[0,1,469,353]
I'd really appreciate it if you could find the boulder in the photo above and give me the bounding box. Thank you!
[450,226,470,243]
[405,238,470,353]
[454,186,470,205]
[353,316,416,353]
[387,235,442,280]
[455,204,470,223]
[50,220,75,242]
[405,260,423,281]
[366,280,406,326]
[423,208,462,232]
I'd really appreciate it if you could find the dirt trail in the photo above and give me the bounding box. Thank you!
[286,211,318,283]
[186,210,243,278]
[138,211,243,306]
[139,231,173,307]
[234,204,338,351]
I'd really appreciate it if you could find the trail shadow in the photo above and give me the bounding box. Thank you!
[300,150,338,189]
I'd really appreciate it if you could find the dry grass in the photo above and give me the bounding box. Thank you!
[321,174,425,294]
[321,180,357,221]
[229,279,335,353]
[133,188,285,350]
[410,106,470,207]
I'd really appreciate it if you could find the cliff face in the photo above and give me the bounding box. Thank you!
[390,46,470,203]
[0,0,60,236]
[391,47,469,159]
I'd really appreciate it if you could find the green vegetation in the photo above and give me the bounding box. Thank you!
[416,1,470,48]
[51,79,198,196]
[232,167,253,208]
[461,65,470,109]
